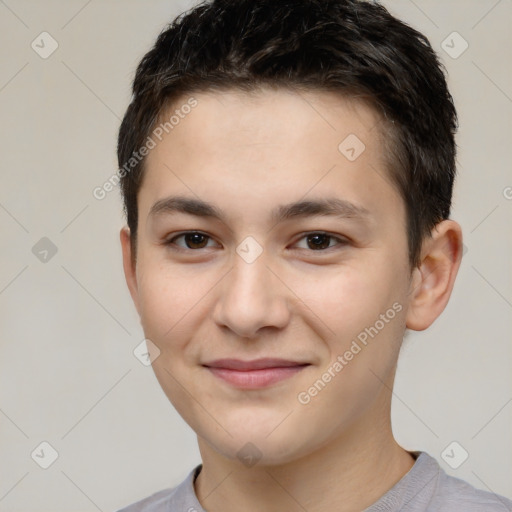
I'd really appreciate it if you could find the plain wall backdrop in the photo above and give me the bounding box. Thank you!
[0,1,511,511]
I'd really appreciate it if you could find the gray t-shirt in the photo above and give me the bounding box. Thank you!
[116,452,512,511]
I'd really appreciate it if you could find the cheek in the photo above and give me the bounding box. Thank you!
[292,262,402,339]
[136,259,198,344]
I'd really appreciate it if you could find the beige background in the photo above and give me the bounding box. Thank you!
[0,1,511,511]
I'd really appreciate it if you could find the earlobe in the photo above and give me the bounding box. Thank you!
[405,220,463,331]
[120,226,141,316]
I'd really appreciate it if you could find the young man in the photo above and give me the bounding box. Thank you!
[116,0,512,510]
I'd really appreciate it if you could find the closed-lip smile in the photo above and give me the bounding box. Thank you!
[203,358,310,389]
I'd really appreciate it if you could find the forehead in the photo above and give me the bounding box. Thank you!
[161,87,381,148]
[139,87,401,228]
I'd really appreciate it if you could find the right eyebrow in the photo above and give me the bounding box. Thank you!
[149,196,226,221]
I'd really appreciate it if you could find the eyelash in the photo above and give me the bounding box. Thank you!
[163,231,349,253]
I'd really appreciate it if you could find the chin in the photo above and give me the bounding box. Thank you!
[198,420,316,468]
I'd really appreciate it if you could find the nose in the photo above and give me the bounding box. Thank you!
[212,251,290,339]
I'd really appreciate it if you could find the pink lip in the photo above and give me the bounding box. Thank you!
[203,358,310,389]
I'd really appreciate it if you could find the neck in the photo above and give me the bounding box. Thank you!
[194,389,415,512]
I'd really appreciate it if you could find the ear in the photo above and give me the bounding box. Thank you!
[406,220,463,331]
[120,226,141,317]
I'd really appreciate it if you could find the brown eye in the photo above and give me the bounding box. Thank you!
[166,232,215,250]
[306,233,332,250]
[294,232,347,251]
[184,233,209,249]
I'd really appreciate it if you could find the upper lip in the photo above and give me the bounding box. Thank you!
[203,358,310,371]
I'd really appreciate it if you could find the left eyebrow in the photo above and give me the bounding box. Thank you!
[148,195,372,224]
[271,197,371,223]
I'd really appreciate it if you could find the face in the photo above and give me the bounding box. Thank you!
[122,88,416,465]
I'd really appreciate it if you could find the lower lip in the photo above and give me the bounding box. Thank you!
[206,366,308,389]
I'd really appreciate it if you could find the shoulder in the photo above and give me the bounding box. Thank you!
[115,465,204,512]
[115,486,177,512]
[430,465,512,511]
[366,452,512,512]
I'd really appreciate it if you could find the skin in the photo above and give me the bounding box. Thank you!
[120,88,463,512]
